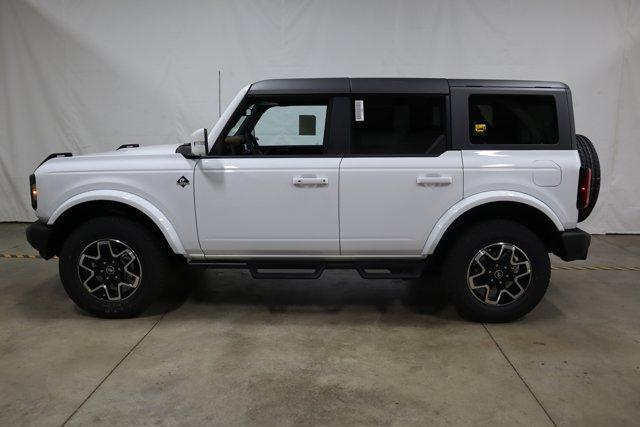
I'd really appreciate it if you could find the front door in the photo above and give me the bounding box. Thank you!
[339,95,463,255]
[195,98,341,256]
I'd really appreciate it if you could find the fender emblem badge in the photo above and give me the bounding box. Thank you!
[176,176,190,187]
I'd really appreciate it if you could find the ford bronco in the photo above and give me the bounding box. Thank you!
[26,78,599,322]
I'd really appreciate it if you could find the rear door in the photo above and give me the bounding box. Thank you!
[339,95,463,255]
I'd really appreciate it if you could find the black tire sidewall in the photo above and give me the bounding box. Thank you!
[59,217,167,318]
[443,220,550,323]
[576,134,600,222]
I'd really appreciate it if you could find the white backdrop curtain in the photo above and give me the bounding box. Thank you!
[1,0,639,233]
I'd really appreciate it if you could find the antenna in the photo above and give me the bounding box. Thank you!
[218,70,222,118]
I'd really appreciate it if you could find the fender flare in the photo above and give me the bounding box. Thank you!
[422,191,564,255]
[48,190,186,255]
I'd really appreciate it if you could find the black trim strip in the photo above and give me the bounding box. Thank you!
[38,152,72,168]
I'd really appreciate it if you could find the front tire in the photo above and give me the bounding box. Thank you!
[443,220,550,323]
[59,217,168,318]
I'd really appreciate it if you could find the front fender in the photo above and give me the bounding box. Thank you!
[48,190,186,255]
[421,191,564,255]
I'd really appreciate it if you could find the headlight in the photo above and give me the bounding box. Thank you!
[29,174,37,210]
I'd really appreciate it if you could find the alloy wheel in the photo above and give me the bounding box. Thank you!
[466,242,532,306]
[77,239,142,302]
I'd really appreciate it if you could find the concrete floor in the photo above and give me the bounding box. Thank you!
[1,223,639,426]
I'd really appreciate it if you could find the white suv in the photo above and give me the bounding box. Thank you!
[26,78,599,322]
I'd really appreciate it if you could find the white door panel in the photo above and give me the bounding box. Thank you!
[462,150,580,227]
[195,158,341,255]
[339,151,464,255]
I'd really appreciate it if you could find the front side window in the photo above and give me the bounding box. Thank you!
[350,96,446,155]
[254,105,326,147]
[469,94,558,145]
[216,100,327,156]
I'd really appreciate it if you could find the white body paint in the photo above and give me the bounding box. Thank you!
[34,86,581,261]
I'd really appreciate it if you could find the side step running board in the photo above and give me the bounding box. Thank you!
[355,260,425,279]
[249,262,325,279]
[189,259,426,280]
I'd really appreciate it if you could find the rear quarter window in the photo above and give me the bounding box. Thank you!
[469,94,558,145]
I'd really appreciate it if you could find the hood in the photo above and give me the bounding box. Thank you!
[79,143,181,157]
[34,143,186,175]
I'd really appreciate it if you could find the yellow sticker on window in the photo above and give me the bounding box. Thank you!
[474,123,487,135]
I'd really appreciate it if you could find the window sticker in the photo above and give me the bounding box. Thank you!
[298,115,316,135]
[355,100,364,122]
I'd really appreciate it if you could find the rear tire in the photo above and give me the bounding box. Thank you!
[59,216,168,318]
[576,134,601,222]
[443,220,550,323]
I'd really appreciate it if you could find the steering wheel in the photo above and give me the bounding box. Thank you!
[245,131,262,155]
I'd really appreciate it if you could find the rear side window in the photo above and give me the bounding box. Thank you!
[469,95,558,145]
[350,96,446,155]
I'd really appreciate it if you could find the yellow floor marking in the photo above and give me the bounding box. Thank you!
[0,253,56,259]
[551,265,639,271]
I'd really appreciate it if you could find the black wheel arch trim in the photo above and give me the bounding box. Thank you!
[25,220,57,259]
[553,228,591,261]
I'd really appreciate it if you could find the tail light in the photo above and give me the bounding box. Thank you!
[29,174,37,210]
[577,167,591,209]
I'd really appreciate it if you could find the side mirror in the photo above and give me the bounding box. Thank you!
[190,128,208,157]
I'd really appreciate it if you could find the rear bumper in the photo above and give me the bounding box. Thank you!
[554,228,591,261]
[25,221,57,259]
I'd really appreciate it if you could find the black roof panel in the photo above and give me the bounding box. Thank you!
[248,78,568,95]
[350,78,449,94]
[448,79,568,89]
[248,78,350,95]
